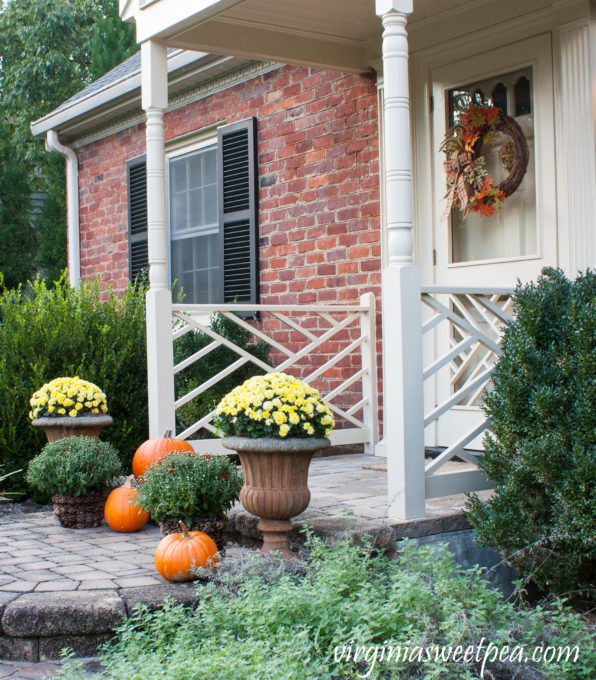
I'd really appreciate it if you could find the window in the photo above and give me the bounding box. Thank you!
[127,118,259,304]
[169,145,220,303]
[447,68,536,264]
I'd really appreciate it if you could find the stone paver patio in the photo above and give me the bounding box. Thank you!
[0,454,478,596]
[0,518,162,594]
[0,453,482,674]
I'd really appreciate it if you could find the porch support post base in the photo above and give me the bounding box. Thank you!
[146,288,175,438]
[377,1,425,518]
[383,264,426,520]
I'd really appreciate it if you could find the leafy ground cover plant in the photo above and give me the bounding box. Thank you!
[26,436,121,497]
[134,452,242,525]
[55,535,594,680]
[466,268,595,599]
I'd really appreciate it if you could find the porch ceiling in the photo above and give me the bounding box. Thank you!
[122,0,476,74]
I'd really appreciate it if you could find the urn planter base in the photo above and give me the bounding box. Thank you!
[258,519,295,560]
[222,436,330,558]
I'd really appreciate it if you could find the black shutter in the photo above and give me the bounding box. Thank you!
[127,156,148,283]
[217,118,259,304]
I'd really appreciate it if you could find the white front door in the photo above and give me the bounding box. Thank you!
[425,34,558,448]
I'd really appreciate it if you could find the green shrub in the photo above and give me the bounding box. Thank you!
[0,274,270,494]
[26,436,121,497]
[174,313,270,435]
[466,268,596,598]
[54,536,595,680]
[0,275,148,487]
[135,451,242,524]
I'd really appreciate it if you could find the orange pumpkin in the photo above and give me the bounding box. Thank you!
[132,430,194,478]
[154,521,219,582]
[104,476,149,532]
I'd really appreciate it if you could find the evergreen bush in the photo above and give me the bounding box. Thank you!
[466,268,596,598]
[0,275,148,486]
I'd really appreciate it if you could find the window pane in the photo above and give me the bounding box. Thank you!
[203,150,217,185]
[447,67,536,263]
[169,145,220,303]
[170,146,218,234]
[171,233,220,304]
[188,154,202,189]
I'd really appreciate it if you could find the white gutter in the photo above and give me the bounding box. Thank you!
[46,131,80,286]
[31,50,207,137]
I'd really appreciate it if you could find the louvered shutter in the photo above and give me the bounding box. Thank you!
[127,157,148,283]
[217,118,259,304]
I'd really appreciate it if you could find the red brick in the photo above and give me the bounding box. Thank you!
[75,63,383,435]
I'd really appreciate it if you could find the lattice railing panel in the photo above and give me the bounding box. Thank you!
[421,286,513,497]
[170,297,378,453]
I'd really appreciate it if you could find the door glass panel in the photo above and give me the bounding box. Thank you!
[447,67,536,263]
[169,146,219,303]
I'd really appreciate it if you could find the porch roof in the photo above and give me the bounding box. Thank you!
[30,49,252,140]
[119,0,475,74]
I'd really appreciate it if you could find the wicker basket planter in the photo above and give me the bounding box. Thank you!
[32,415,113,443]
[158,517,229,552]
[52,488,110,528]
[222,436,330,559]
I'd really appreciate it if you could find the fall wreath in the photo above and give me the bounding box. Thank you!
[441,103,529,219]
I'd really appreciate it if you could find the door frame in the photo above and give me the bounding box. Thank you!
[411,32,558,448]
[429,34,558,287]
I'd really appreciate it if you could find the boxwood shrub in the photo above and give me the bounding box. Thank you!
[466,268,595,599]
[0,275,148,487]
[0,274,270,494]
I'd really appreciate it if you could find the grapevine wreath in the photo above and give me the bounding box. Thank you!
[441,103,529,219]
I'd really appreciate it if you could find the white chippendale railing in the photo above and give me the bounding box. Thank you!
[420,286,514,499]
[170,293,379,454]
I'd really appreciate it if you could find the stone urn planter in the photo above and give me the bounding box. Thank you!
[222,436,330,559]
[32,415,113,443]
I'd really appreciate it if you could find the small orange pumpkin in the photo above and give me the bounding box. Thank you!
[154,521,219,582]
[104,476,149,532]
[132,430,194,478]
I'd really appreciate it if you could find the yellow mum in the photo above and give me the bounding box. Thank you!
[215,372,334,439]
[29,377,108,421]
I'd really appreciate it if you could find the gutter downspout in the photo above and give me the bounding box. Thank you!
[45,131,80,286]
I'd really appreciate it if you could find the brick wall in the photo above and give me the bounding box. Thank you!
[76,64,383,435]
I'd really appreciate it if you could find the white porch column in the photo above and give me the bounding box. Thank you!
[376,0,425,519]
[141,40,176,438]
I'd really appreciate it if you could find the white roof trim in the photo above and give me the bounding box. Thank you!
[31,50,207,137]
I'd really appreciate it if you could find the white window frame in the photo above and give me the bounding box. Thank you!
[166,129,220,303]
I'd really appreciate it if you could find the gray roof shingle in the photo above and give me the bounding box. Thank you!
[49,48,182,116]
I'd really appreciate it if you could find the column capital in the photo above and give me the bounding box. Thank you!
[141,39,168,111]
[375,0,413,18]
